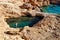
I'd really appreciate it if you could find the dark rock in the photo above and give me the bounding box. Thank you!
[50,0,60,5]
[29,16,44,27]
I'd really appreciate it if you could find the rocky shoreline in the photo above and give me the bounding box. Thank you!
[0,0,60,40]
[0,14,60,40]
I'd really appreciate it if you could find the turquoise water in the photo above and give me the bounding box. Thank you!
[6,16,43,28]
[42,5,60,14]
[6,17,34,28]
[7,5,60,28]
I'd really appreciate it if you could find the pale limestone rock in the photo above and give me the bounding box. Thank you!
[0,0,50,18]
[0,15,24,40]
[0,0,60,40]
[0,14,60,40]
[0,0,24,18]
[20,15,60,40]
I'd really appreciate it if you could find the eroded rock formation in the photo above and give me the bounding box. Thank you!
[0,13,60,40]
[22,0,50,6]
[0,0,50,18]
[0,0,60,40]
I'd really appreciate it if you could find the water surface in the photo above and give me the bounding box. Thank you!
[6,16,44,28]
[6,17,34,28]
[42,5,60,14]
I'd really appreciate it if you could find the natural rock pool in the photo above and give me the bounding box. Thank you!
[6,17,34,28]
[6,4,60,28]
[6,16,44,28]
[42,4,60,14]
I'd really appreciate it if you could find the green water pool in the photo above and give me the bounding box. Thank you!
[6,17,34,28]
[6,4,60,28]
[42,4,60,14]
[6,16,44,28]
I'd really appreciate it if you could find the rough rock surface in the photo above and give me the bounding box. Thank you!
[20,15,60,40]
[0,0,60,40]
[0,16,24,40]
[0,14,60,40]
[0,0,50,18]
